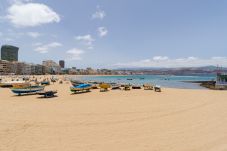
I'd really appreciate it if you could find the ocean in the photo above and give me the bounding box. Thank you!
[73,75,216,89]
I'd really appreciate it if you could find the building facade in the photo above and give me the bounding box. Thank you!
[1,45,19,61]
[43,60,61,74]
[0,60,11,75]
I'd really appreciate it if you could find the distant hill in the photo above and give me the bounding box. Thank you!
[115,66,227,75]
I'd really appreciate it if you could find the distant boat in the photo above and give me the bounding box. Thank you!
[127,78,133,80]
[11,85,44,95]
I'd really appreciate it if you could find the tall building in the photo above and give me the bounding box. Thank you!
[59,60,65,68]
[1,45,19,61]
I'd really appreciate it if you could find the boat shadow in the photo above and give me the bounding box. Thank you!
[36,95,58,99]
[11,93,38,97]
[70,90,91,95]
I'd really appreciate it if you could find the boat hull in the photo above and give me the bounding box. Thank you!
[11,86,44,95]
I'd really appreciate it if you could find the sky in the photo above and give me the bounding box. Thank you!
[1,0,227,68]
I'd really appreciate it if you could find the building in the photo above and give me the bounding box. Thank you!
[43,60,61,74]
[86,67,97,75]
[10,62,26,75]
[0,60,11,75]
[1,45,19,61]
[34,64,45,75]
[59,60,65,68]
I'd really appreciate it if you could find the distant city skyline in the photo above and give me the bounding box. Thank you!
[0,0,227,68]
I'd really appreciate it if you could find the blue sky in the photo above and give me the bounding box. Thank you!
[1,0,227,68]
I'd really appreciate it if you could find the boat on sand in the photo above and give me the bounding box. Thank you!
[0,80,26,88]
[70,83,92,93]
[11,85,44,96]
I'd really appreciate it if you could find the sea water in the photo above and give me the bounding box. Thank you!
[73,75,215,89]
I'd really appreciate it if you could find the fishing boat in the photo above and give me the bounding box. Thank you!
[0,80,26,88]
[122,84,131,91]
[12,83,30,88]
[70,83,92,93]
[111,83,121,90]
[11,85,44,95]
[99,83,111,92]
[41,81,50,85]
[70,80,85,87]
[143,83,154,90]
[132,85,142,89]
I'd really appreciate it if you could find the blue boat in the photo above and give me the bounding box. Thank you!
[11,85,45,95]
[70,84,92,93]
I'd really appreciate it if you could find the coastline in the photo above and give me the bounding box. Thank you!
[0,74,214,89]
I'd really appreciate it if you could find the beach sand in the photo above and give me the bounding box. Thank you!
[0,78,227,151]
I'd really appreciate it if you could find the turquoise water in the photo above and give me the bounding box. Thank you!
[74,75,216,89]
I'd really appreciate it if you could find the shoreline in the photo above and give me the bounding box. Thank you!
[0,74,217,90]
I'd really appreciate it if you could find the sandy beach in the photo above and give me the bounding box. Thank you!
[1,78,227,151]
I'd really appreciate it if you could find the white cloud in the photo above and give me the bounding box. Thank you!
[35,42,62,53]
[114,56,227,68]
[92,6,106,20]
[26,32,41,38]
[9,0,32,3]
[6,2,60,27]
[66,48,85,60]
[75,34,95,49]
[153,56,169,61]
[97,27,108,37]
